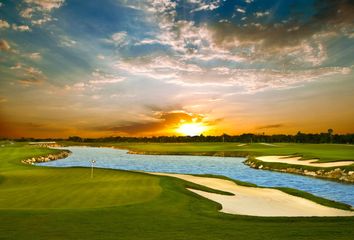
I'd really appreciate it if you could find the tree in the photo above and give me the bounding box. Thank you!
[295,131,304,143]
[68,136,83,142]
[328,129,334,143]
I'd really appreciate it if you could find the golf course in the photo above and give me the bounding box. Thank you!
[2,0,354,239]
[0,141,354,239]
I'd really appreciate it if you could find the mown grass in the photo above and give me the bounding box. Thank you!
[0,142,353,240]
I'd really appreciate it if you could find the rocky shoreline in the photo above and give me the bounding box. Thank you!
[22,150,71,165]
[127,150,250,157]
[244,158,354,183]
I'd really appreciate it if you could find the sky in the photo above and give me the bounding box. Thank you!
[0,0,353,138]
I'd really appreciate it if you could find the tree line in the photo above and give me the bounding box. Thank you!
[10,130,354,144]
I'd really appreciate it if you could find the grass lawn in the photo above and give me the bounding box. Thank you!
[0,142,353,239]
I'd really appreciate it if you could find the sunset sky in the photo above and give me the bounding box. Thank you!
[0,0,353,138]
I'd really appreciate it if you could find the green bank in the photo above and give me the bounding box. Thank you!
[61,142,354,162]
[0,142,353,240]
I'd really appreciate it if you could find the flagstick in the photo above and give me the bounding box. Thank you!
[91,160,96,178]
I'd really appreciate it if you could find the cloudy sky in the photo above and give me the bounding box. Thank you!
[0,0,353,138]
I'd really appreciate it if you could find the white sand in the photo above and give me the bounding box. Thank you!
[256,156,354,167]
[151,172,354,217]
[259,143,278,147]
[237,144,247,147]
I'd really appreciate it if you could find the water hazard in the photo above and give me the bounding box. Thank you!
[37,147,354,206]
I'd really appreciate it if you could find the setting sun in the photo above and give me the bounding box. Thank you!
[176,123,207,136]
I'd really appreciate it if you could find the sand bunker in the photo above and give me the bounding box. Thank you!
[259,143,278,147]
[256,156,354,167]
[151,173,354,217]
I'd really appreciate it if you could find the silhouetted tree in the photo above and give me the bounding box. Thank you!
[328,128,334,143]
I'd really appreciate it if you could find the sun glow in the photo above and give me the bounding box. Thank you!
[176,123,207,136]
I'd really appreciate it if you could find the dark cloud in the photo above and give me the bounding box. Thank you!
[93,111,205,135]
[145,104,183,112]
[257,124,284,130]
[0,120,68,138]
[15,66,46,86]
[18,78,44,86]
[23,122,45,128]
[312,0,354,24]
[13,122,65,132]
[211,0,354,50]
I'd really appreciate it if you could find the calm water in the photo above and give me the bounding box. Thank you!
[37,147,354,206]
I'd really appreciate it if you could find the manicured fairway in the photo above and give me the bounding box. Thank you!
[0,142,353,240]
[63,142,354,163]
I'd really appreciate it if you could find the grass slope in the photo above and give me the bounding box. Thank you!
[0,142,353,240]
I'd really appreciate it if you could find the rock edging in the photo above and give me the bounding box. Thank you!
[244,158,354,183]
[127,150,250,157]
[22,150,71,165]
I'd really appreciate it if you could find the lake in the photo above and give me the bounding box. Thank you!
[37,146,354,206]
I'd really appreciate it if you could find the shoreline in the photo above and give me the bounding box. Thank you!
[244,157,354,183]
[21,150,71,165]
[150,172,354,217]
[127,149,250,157]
